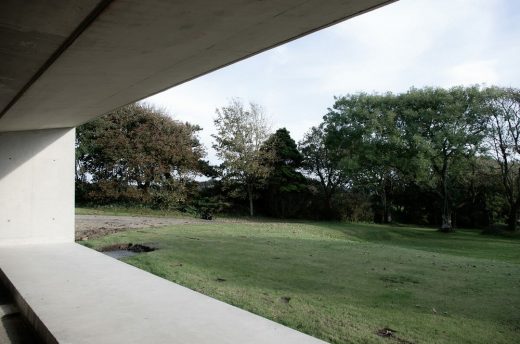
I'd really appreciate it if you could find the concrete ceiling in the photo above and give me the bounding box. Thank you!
[0,0,395,132]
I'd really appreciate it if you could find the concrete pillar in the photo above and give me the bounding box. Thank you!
[0,128,75,245]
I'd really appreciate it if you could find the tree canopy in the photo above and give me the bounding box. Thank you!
[260,128,307,217]
[212,98,274,216]
[75,86,520,230]
[484,87,520,230]
[76,103,205,208]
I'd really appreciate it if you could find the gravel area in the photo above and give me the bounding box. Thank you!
[75,215,207,240]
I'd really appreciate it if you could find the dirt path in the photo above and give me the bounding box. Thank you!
[75,215,208,240]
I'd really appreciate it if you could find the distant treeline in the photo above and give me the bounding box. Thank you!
[75,86,520,231]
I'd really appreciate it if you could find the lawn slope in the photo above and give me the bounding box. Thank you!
[84,222,520,344]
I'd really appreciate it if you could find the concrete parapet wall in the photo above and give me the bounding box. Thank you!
[0,128,74,245]
[0,243,327,343]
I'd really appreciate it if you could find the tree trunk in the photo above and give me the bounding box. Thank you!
[440,166,453,232]
[381,190,386,223]
[247,184,254,217]
[381,188,392,223]
[440,197,453,232]
[509,170,520,231]
[507,207,517,231]
[386,208,392,223]
[325,191,334,218]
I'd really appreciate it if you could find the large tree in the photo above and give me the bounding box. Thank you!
[212,99,274,216]
[299,125,350,215]
[260,128,307,218]
[484,87,520,230]
[399,86,487,231]
[76,103,205,206]
[323,93,404,223]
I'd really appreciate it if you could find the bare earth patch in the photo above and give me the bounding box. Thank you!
[75,215,207,240]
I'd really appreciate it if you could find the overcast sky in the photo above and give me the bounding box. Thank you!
[144,0,520,164]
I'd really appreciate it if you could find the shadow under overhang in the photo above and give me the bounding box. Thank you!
[0,0,397,133]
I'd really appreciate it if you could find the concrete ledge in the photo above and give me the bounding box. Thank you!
[0,243,326,343]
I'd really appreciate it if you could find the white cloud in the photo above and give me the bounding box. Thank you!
[445,60,499,86]
[317,0,502,93]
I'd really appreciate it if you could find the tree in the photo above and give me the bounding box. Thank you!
[212,99,274,216]
[484,87,520,230]
[323,93,403,223]
[299,125,350,216]
[260,128,307,217]
[448,155,502,228]
[317,87,497,227]
[399,86,487,231]
[76,103,205,207]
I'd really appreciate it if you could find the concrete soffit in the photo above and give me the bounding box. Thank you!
[0,0,396,132]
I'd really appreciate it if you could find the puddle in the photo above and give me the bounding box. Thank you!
[99,243,156,260]
[103,250,138,259]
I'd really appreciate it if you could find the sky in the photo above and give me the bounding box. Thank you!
[144,0,520,164]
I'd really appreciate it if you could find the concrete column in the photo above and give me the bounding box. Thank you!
[0,128,75,245]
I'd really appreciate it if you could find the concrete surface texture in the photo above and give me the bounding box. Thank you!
[0,243,327,344]
[0,0,394,132]
[0,128,75,246]
[0,0,100,117]
[0,282,42,343]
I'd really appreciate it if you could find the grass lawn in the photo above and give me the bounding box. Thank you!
[82,221,520,343]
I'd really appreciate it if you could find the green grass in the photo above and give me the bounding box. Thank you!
[83,221,520,343]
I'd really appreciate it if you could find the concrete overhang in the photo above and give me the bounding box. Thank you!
[0,0,395,132]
